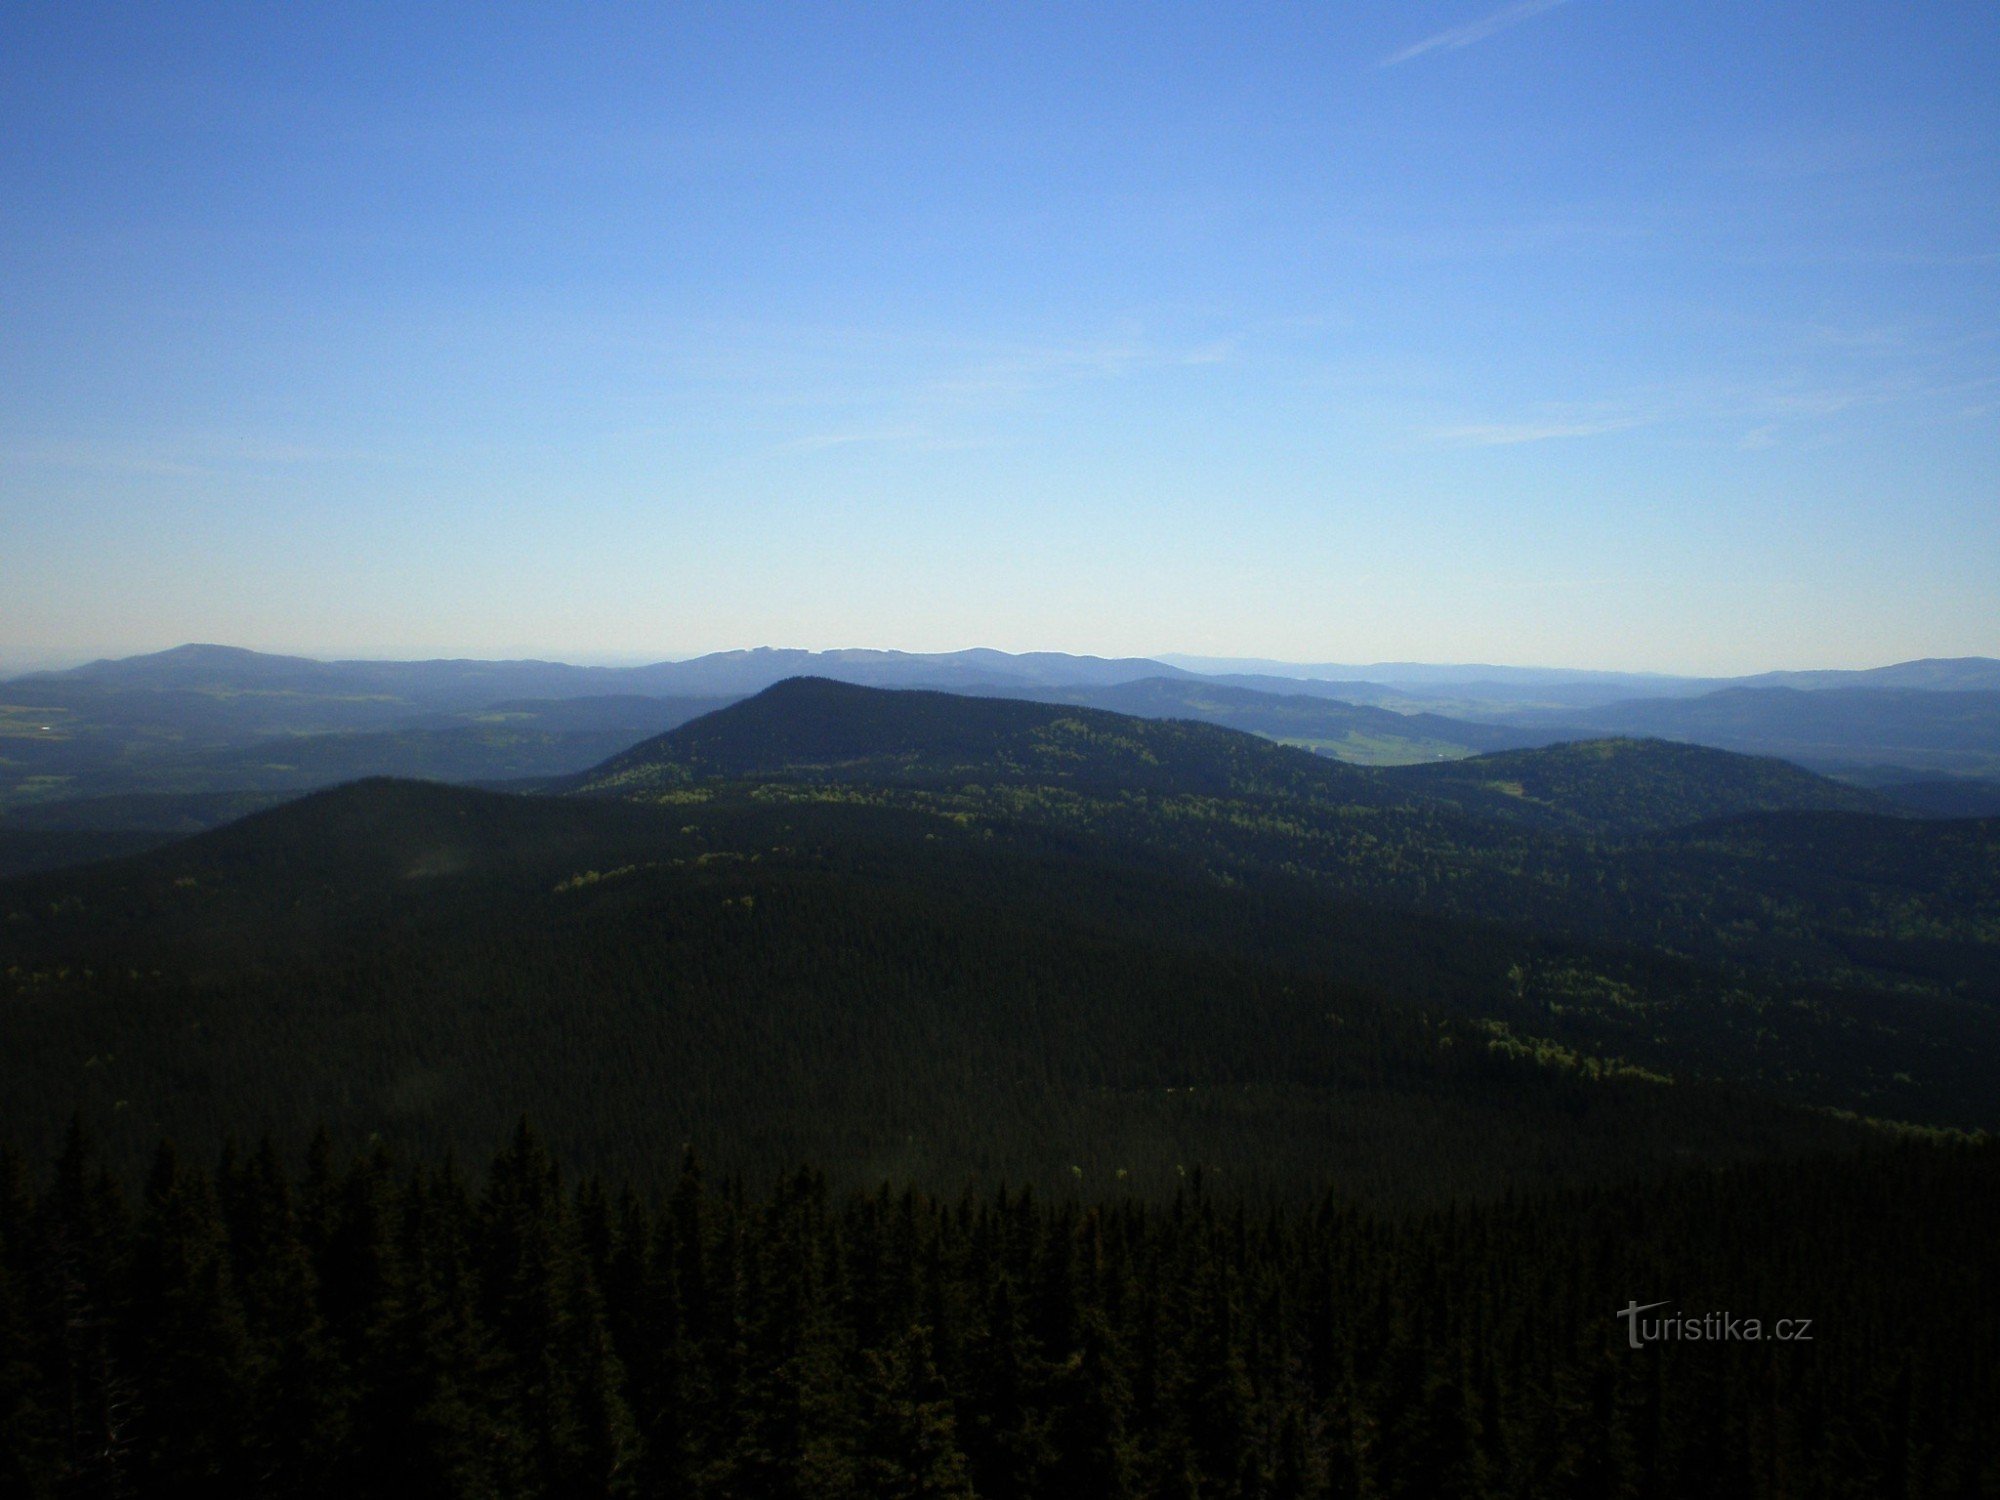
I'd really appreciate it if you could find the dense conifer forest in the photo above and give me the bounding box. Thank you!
[1,1124,1993,1498]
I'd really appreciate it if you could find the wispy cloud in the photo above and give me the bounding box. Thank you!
[783,427,930,452]
[1431,416,1639,447]
[924,337,1233,404]
[1380,0,1573,67]
[1422,353,2000,452]
[0,435,404,479]
[695,325,1238,457]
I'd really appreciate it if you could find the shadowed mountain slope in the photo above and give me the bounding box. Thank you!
[986,676,1546,763]
[0,827,174,877]
[564,681,2000,1025]
[6,775,1895,1199]
[572,676,1380,801]
[575,678,1900,835]
[1378,737,1893,836]
[1874,778,2000,818]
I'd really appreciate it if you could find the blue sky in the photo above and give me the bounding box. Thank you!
[3,2,1995,673]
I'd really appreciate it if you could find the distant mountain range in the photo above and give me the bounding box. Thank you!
[5,645,1999,827]
[1161,652,2000,697]
[1508,685,2000,778]
[22,641,1203,707]
[27,642,2000,705]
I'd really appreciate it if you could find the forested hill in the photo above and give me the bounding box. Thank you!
[1377,737,1893,836]
[575,678,1900,836]
[549,680,2000,1096]
[8,774,1891,1196]
[1538,684,2000,777]
[991,675,1544,761]
[573,676,1378,802]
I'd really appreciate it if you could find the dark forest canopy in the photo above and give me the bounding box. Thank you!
[0,1123,1993,1499]
[0,776,1900,1195]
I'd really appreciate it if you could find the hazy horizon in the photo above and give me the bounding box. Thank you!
[5,5,1995,676]
[4,637,1994,685]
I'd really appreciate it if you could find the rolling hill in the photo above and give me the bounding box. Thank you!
[3,646,1541,817]
[7,677,1998,1198]
[983,676,1546,762]
[1501,685,2000,777]
[569,681,1998,1008]
[17,647,2000,827]
[571,676,1382,802]
[1377,736,1893,835]
[1739,655,2000,692]
[2,775,1875,1201]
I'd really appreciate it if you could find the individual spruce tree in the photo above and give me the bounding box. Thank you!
[573,1176,615,1300]
[1042,1304,1135,1499]
[345,1164,505,1500]
[0,1221,57,1499]
[0,1146,55,1493]
[296,1127,340,1282]
[1179,1249,1258,1500]
[479,1119,583,1495]
[35,1119,132,1493]
[1471,1349,1514,1499]
[560,1202,640,1500]
[0,1146,33,1285]
[220,1137,347,1495]
[478,1119,638,1497]
[919,1205,966,1411]
[1269,1404,1324,1500]
[723,1170,852,1500]
[854,1323,974,1500]
[1317,1356,1375,1500]
[314,1143,400,1360]
[630,1196,705,1497]
[1388,1355,1486,1500]
[1119,1240,1174,1492]
[669,1143,736,1477]
[959,1270,1050,1499]
[121,1141,254,1493]
[699,1179,750,1485]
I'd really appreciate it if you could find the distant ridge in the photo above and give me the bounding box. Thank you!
[1011,676,1547,758]
[1738,657,2000,693]
[571,676,1373,801]
[1541,686,2000,778]
[1161,653,1708,691]
[9,647,1998,813]
[1380,737,1892,836]
[22,643,1996,699]
[571,677,1898,841]
[10,642,1192,701]
[1162,653,2000,694]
